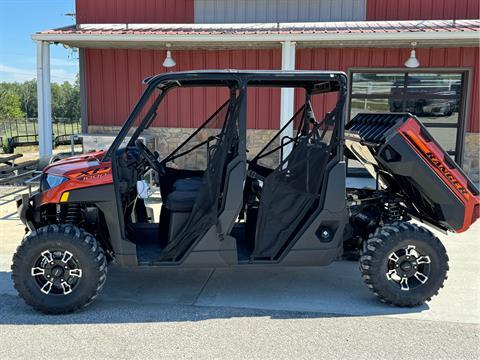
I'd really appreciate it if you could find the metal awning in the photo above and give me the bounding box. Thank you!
[32,19,480,49]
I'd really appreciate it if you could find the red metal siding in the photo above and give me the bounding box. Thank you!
[86,47,479,132]
[366,0,480,20]
[76,0,194,24]
[296,47,480,132]
[85,49,281,129]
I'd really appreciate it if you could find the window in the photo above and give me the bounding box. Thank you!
[349,70,468,175]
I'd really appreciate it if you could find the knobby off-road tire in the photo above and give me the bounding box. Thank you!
[12,224,107,314]
[359,222,449,307]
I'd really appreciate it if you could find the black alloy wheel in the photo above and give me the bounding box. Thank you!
[12,224,107,314]
[360,222,449,307]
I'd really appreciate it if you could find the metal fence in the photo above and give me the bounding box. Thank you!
[0,118,81,153]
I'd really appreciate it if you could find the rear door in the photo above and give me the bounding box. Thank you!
[251,102,342,261]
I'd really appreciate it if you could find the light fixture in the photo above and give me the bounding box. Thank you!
[162,44,176,68]
[404,42,420,68]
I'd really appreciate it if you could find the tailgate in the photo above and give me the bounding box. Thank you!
[345,113,479,233]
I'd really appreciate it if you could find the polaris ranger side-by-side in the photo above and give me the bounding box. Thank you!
[13,71,479,314]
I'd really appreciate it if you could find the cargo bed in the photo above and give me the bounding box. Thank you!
[345,113,479,233]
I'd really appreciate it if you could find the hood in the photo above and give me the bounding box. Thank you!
[43,151,108,177]
[38,150,113,205]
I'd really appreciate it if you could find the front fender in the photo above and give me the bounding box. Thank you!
[16,193,38,232]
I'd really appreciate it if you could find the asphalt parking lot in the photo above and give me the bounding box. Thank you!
[0,185,479,359]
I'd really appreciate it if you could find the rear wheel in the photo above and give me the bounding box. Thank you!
[12,224,107,314]
[359,222,448,307]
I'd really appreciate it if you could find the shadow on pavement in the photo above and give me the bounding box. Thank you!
[0,261,428,325]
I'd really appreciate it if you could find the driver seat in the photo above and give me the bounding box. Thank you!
[164,179,202,241]
[173,177,202,192]
[165,176,203,212]
[165,190,197,212]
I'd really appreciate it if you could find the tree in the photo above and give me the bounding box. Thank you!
[17,80,37,118]
[0,76,80,122]
[63,75,80,122]
[0,89,25,120]
[51,82,67,119]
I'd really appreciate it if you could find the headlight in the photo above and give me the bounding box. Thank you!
[40,174,69,191]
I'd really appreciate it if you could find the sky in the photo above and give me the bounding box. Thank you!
[0,0,78,84]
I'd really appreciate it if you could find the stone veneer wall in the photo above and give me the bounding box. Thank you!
[463,132,480,183]
[88,126,279,169]
[87,126,480,182]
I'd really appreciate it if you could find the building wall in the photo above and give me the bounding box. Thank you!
[75,0,194,24]
[87,125,279,168]
[296,47,479,133]
[85,48,281,129]
[194,0,366,23]
[75,0,478,24]
[86,47,478,132]
[366,0,480,20]
[463,133,480,182]
[76,0,479,178]
[75,0,365,24]
[85,46,479,179]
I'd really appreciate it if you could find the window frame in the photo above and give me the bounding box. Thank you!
[347,67,472,170]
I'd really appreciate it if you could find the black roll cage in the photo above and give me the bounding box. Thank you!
[162,98,232,165]
[102,70,348,162]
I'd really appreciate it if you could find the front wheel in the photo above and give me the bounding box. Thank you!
[359,222,449,307]
[12,224,107,314]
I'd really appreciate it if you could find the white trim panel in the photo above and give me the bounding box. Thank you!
[32,31,480,45]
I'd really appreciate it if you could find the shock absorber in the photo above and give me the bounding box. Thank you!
[64,204,81,224]
[384,201,401,223]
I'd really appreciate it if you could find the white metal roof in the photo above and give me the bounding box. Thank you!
[32,19,480,49]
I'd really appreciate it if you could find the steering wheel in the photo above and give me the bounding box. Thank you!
[134,140,166,176]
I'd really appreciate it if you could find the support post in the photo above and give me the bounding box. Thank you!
[280,40,296,160]
[79,48,88,134]
[36,40,53,164]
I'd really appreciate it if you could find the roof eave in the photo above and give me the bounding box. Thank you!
[31,31,480,49]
